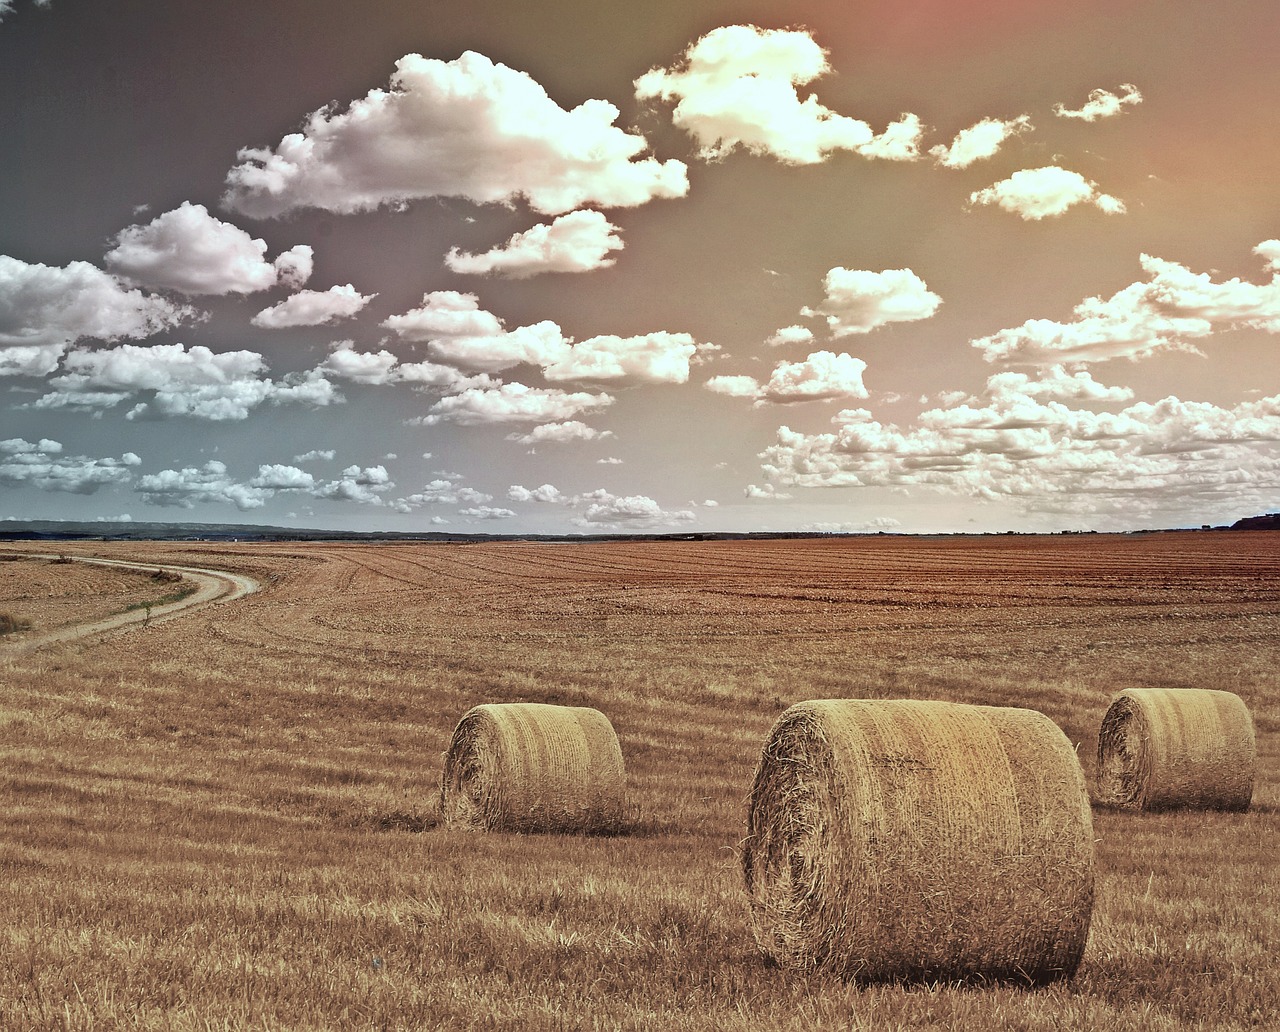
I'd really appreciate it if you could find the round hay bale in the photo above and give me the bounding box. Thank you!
[439,703,626,833]
[742,699,1095,984]
[1096,688,1255,811]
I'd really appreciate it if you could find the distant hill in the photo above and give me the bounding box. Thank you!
[1230,513,1280,531]
[0,519,839,545]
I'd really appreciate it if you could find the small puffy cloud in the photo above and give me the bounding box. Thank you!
[445,210,623,278]
[1054,83,1142,121]
[712,352,871,406]
[757,370,1280,526]
[802,267,942,336]
[135,460,268,511]
[505,420,613,445]
[317,343,482,390]
[597,456,623,465]
[1255,240,1280,272]
[745,482,792,500]
[636,25,921,164]
[571,490,695,528]
[765,324,815,348]
[382,290,506,341]
[311,464,394,504]
[251,284,375,328]
[972,247,1280,365]
[386,292,703,383]
[0,343,68,378]
[391,476,491,510]
[543,331,701,384]
[105,202,313,294]
[294,449,335,462]
[0,1,51,23]
[930,115,1031,169]
[419,320,567,375]
[508,483,566,504]
[0,255,193,354]
[420,382,614,425]
[706,374,763,399]
[969,166,1125,220]
[460,505,517,520]
[135,459,392,510]
[33,342,338,420]
[0,437,137,494]
[248,464,317,490]
[800,517,901,533]
[758,351,869,405]
[223,51,687,218]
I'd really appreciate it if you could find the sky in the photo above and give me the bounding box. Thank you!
[2,0,1279,535]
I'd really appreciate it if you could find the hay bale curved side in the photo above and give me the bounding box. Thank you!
[742,699,1095,984]
[1096,688,1255,811]
[439,702,626,832]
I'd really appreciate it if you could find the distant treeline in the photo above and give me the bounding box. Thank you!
[0,516,1275,543]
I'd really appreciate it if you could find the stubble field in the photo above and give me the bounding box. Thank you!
[1,532,1277,1030]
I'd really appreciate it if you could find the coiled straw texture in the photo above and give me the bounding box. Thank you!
[742,699,1095,984]
[1096,688,1255,811]
[440,703,626,833]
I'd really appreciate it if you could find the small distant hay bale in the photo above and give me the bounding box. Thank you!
[1096,688,1256,811]
[439,703,626,833]
[742,699,1095,984]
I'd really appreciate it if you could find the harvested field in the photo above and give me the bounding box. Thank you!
[0,553,190,636]
[0,532,1277,1030]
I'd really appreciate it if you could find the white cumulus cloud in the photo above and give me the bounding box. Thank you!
[636,25,922,164]
[972,246,1280,365]
[930,115,1032,168]
[757,369,1280,526]
[707,352,869,405]
[1054,83,1143,121]
[505,421,613,445]
[419,382,614,425]
[251,284,375,328]
[0,255,194,356]
[1,437,138,494]
[223,51,688,218]
[445,210,623,278]
[33,342,338,420]
[105,202,313,294]
[542,331,701,383]
[765,324,815,348]
[969,166,1125,220]
[802,267,942,336]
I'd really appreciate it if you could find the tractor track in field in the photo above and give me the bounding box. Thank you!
[1,553,261,652]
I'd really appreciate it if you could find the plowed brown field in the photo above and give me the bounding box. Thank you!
[1,532,1276,1030]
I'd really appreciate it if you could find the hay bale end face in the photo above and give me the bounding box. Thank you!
[742,699,1095,984]
[439,703,626,833]
[1096,688,1256,811]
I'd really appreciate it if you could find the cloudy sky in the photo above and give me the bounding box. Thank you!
[3,0,1279,534]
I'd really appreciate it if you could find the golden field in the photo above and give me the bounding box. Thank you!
[1,533,1277,1030]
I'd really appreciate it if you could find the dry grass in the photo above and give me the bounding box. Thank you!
[742,699,1094,984]
[0,553,193,634]
[0,532,1277,1030]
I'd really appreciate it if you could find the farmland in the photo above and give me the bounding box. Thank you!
[1,533,1277,1030]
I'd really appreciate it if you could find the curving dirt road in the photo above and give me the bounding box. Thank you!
[4,554,260,652]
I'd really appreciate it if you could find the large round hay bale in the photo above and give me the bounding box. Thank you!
[742,699,1095,984]
[439,703,626,833]
[1096,688,1255,811]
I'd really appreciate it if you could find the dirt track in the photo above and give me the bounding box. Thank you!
[3,554,260,652]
